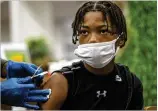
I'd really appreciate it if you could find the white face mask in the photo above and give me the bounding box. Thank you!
[74,37,120,68]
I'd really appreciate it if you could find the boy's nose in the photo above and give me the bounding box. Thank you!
[88,33,98,43]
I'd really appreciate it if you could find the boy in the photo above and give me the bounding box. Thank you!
[40,1,143,110]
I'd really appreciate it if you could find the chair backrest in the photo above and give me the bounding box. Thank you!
[144,106,157,110]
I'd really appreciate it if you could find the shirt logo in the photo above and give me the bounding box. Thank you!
[96,90,107,98]
[115,75,122,82]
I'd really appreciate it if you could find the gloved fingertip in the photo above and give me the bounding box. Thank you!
[47,95,50,99]
[43,97,49,101]
[34,105,40,110]
[35,106,40,110]
[25,104,40,110]
[49,89,52,95]
[47,89,52,99]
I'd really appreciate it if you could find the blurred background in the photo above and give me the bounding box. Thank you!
[1,1,157,110]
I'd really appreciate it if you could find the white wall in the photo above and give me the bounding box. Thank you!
[6,1,85,61]
[10,1,55,42]
[9,1,57,59]
[52,1,84,60]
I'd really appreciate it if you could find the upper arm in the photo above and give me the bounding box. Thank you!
[40,72,68,110]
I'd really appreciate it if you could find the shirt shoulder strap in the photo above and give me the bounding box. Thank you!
[52,60,82,96]
[122,65,134,110]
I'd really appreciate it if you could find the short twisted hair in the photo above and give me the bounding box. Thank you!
[72,1,127,46]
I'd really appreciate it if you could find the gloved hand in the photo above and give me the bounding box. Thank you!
[6,60,43,86]
[1,77,51,110]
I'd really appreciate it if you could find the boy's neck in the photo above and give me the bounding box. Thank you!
[83,59,115,76]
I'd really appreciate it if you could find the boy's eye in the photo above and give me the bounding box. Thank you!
[79,30,89,36]
[100,29,108,34]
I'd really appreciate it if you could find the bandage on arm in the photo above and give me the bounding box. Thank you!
[39,72,68,110]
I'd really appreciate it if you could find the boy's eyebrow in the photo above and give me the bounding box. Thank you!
[80,25,90,29]
[80,25,107,29]
[97,25,107,28]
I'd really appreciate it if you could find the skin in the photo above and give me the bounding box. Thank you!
[40,11,125,110]
[79,11,123,75]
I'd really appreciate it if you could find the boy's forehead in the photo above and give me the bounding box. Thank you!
[81,11,113,27]
[83,11,105,22]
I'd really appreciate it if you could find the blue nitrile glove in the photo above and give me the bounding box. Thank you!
[1,77,51,110]
[6,60,43,86]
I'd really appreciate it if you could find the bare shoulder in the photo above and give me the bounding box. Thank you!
[45,72,68,88]
[40,72,68,110]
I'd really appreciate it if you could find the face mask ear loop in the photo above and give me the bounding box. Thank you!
[115,32,124,49]
[114,32,123,55]
[115,47,120,54]
[116,32,124,40]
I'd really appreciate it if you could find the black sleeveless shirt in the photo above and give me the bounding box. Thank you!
[53,61,143,110]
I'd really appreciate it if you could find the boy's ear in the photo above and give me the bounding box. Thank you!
[118,38,125,48]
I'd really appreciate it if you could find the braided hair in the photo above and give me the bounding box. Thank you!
[72,1,127,47]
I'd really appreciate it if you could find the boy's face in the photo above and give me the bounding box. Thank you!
[78,11,119,45]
